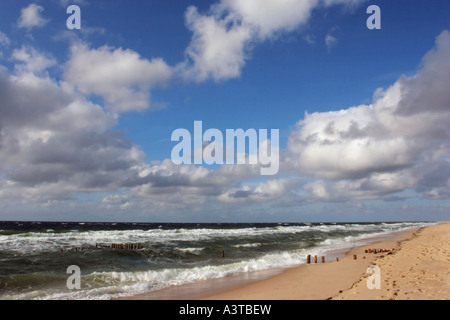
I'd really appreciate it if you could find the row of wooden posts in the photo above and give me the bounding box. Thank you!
[96,243,143,250]
[59,244,143,252]
[306,254,344,263]
[306,248,395,264]
[306,255,326,264]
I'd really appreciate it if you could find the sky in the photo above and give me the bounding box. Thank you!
[0,0,449,223]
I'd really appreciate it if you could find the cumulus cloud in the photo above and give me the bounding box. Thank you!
[2,2,448,217]
[101,194,131,211]
[217,178,302,204]
[0,51,261,206]
[65,44,173,113]
[18,4,50,29]
[181,0,365,82]
[286,30,450,201]
[182,6,252,82]
[130,159,261,196]
[220,0,319,39]
[94,159,265,214]
[0,51,147,202]
[0,41,262,208]
[12,46,56,73]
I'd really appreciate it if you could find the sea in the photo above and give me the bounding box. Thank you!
[0,221,437,300]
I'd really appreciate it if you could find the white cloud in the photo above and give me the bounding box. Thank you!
[287,30,450,201]
[181,6,252,82]
[325,33,338,49]
[304,171,418,202]
[0,42,264,208]
[12,46,56,73]
[130,159,260,193]
[116,159,265,213]
[101,194,131,211]
[0,32,10,46]
[181,0,365,82]
[18,4,50,29]
[2,2,448,217]
[220,0,319,39]
[217,178,302,204]
[65,44,173,113]
[0,51,149,202]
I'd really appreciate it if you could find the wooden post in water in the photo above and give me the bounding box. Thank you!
[321,256,325,263]
[306,255,311,264]
[353,255,357,260]
[314,255,318,263]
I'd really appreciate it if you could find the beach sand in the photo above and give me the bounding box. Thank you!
[200,222,449,300]
[116,222,449,300]
[333,222,450,300]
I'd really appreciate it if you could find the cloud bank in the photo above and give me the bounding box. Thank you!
[0,1,448,220]
[286,30,450,202]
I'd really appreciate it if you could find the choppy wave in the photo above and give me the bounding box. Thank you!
[0,221,437,300]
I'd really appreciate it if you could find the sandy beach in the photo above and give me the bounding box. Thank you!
[200,222,449,300]
[116,222,449,300]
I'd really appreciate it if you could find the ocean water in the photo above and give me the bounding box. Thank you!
[0,221,435,300]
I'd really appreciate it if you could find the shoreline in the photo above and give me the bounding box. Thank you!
[200,222,449,300]
[115,223,447,300]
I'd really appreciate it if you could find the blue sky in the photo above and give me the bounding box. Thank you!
[0,0,449,222]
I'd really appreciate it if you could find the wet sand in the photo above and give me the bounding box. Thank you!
[115,222,449,300]
[201,222,449,300]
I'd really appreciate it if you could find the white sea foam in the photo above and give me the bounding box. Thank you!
[232,243,262,248]
[31,249,310,300]
[0,221,437,300]
[175,247,205,254]
[0,222,434,255]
